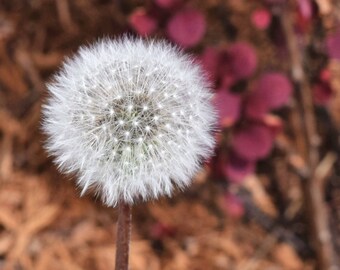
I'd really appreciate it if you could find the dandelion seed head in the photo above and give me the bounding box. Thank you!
[42,37,216,206]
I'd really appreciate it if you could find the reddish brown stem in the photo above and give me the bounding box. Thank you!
[115,202,132,270]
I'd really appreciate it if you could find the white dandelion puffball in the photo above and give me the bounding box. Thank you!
[43,37,216,206]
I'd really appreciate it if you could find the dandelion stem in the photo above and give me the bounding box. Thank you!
[115,202,132,270]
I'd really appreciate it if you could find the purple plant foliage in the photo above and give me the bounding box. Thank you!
[166,8,206,48]
[261,114,283,137]
[326,29,340,60]
[223,193,245,218]
[129,8,158,37]
[313,82,333,106]
[214,89,241,127]
[150,222,176,239]
[224,151,255,183]
[251,8,272,30]
[227,42,258,80]
[245,72,292,120]
[203,42,292,182]
[320,68,331,82]
[200,47,220,82]
[200,43,257,85]
[258,72,292,109]
[155,0,182,9]
[127,1,300,186]
[232,123,274,161]
[297,0,313,20]
[245,91,270,120]
[116,0,337,221]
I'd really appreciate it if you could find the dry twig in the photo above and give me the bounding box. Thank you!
[280,2,339,269]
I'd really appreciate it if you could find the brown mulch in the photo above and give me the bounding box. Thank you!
[1,0,339,269]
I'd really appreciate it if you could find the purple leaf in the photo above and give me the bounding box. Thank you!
[296,0,314,33]
[154,0,181,9]
[214,89,241,127]
[245,72,292,119]
[297,0,312,20]
[257,72,293,109]
[326,29,340,60]
[261,114,283,136]
[129,8,158,37]
[232,123,274,160]
[166,9,206,48]
[251,8,272,30]
[150,222,176,239]
[312,82,333,105]
[208,149,225,180]
[223,193,245,218]
[245,91,270,119]
[200,47,220,82]
[228,42,257,80]
[224,151,255,182]
[220,74,236,89]
[320,68,331,82]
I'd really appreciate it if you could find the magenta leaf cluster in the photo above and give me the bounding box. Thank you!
[126,0,336,202]
[312,68,333,105]
[155,0,182,9]
[251,8,272,30]
[129,8,158,37]
[200,40,292,183]
[326,29,340,60]
[128,1,206,48]
[166,9,206,48]
[214,90,241,127]
[223,193,245,218]
[228,43,258,80]
[246,72,293,119]
[201,42,257,87]
[233,123,274,161]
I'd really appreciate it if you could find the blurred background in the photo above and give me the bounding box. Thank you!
[0,0,340,269]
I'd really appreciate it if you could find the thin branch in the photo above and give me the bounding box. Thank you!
[280,3,338,269]
[55,0,78,33]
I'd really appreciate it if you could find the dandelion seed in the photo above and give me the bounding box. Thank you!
[42,37,216,207]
